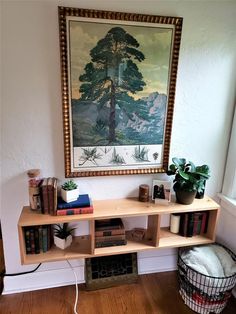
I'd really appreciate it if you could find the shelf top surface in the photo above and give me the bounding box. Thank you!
[18,196,219,226]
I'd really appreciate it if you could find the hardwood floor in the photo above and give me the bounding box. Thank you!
[0,271,235,314]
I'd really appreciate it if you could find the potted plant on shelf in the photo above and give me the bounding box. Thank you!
[167,157,210,205]
[61,180,79,203]
[54,223,75,250]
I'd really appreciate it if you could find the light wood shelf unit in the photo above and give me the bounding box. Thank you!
[18,196,220,265]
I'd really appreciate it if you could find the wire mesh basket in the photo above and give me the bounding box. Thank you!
[178,244,236,314]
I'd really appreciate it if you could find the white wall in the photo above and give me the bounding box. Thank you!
[1,0,236,293]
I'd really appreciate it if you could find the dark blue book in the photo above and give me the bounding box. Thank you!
[57,194,90,209]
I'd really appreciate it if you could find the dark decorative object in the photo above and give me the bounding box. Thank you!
[85,253,138,290]
[167,157,210,205]
[139,184,149,202]
[58,6,183,177]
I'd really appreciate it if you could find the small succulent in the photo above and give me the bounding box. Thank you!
[61,180,78,191]
[54,223,76,239]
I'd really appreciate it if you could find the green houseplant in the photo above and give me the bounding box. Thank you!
[61,180,79,203]
[54,223,75,249]
[167,157,210,205]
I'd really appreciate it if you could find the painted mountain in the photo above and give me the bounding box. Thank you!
[72,91,167,147]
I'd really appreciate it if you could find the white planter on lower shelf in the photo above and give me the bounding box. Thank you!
[54,235,72,250]
[61,188,79,203]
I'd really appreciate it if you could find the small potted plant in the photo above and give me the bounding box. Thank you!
[61,180,79,203]
[54,223,75,250]
[167,157,210,205]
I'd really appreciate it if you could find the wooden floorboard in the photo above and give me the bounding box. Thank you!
[0,271,235,314]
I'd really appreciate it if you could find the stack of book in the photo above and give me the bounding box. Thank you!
[40,177,58,215]
[24,225,53,254]
[56,194,93,215]
[179,211,209,237]
[95,218,126,248]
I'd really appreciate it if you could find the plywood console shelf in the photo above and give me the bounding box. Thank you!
[18,196,220,265]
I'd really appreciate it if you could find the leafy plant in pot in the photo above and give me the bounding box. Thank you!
[167,157,210,205]
[54,223,75,250]
[61,180,79,203]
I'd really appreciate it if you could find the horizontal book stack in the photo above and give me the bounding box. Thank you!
[24,225,53,254]
[179,211,209,237]
[95,218,126,248]
[56,194,93,215]
[40,177,58,215]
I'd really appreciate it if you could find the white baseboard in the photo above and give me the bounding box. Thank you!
[3,265,85,294]
[3,249,177,294]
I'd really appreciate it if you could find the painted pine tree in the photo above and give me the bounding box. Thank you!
[79,27,146,144]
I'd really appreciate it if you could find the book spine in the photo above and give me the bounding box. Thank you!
[179,213,188,236]
[34,227,40,254]
[187,213,194,237]
[48,180,54,216]
[95,219,124,231]
[192,213,202,236]
[38,226,43,252]
[95,239,127,248]
[53,178,58,216]
[56,206,94,216]
[95,229,125,237]
[57,195,90,209]
[47,225,52,250]
[42,226,48,252]
[57,202,91,209]
[42,184,49,214]
[39,185,45,214]
[95,234,126,242]
[29,228,35,254]
[200,212,208,234]
[24,228,31,254]
[196,215,202,235]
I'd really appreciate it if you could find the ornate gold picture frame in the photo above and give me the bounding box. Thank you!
[58,7,183,177]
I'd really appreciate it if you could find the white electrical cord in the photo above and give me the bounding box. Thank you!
[67,260,79,314]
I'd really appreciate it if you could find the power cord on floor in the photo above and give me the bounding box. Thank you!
[67,260,79,314]
[0,263,41,277]
[1,261,79,314]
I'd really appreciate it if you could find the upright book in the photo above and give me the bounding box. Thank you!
[179,213,189,237]
[48,177,58,215]
[40,178,49,214]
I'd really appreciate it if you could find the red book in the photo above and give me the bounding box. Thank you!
[56,206,94,216]
[200,212,208,234]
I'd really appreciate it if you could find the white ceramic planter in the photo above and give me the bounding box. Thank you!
[54,235,72,250]
[61,188,79,203]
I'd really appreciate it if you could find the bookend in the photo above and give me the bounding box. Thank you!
[85,253,138,290]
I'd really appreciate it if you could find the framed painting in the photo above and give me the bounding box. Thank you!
[58,7,183,177]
